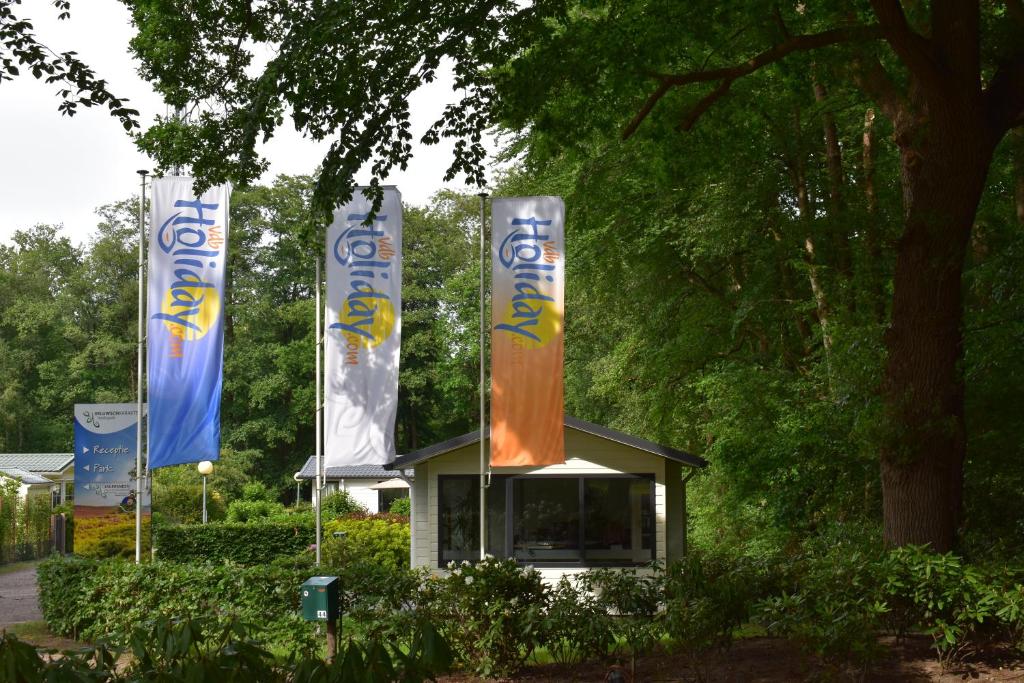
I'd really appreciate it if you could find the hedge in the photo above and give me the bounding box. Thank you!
[37,555,318,650]
[323,516,411,570]
[155,519,314,565]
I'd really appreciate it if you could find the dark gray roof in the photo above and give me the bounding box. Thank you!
[0,453,74,473]
[386,416,708,470]
[296,457,412,480]
[0,467,54,485]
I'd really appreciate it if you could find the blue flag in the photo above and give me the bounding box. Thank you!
[147,177,231,468]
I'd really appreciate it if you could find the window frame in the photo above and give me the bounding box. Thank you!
[437,473,656,569]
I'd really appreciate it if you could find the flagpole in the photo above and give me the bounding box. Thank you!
[478,192,488,561]
[135,169,148,565]
[315,256,323,566]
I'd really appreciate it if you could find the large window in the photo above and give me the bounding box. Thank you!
[438,474,655,567]
[438,476,506,563]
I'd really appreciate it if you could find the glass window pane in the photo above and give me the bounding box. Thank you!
[439,477,478,564]
[512,478,581,562]
[584,478,654,564]
[486,477,506,558]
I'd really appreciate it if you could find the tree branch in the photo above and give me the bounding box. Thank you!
[851,54,914,136]
[868,0,946,96]
[622,24,884,140]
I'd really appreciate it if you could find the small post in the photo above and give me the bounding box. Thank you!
[326,618,337,662]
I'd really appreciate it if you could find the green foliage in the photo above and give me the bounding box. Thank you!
[37,555,318,652]
[580,566,664,675]
[755,550,890,677]
[882,546,1016,666]
[322,517,410,570]
[225,498,287,523]
[663,553,781,677]
[74,516,151,559]
[387,496,411,516]
[419,557,548,678]
[320,490,366,519]
[543,575,614,665]
[1,613,452,682]
[155,519,314,565]
[241,481,276,502]
[754,544,1024,673]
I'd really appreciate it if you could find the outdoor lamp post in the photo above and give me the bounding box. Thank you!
[197,460,214,523]
[294,471,303,506]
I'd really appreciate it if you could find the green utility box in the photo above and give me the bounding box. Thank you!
[300,576,340,621]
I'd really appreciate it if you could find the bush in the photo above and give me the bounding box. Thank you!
[388,496,411,516]
[662,553,778,678]
[418,557,548,678]
[322,516,410,570]
[580,566,664,677]
[225,498,287,523]
[154,481,227,524]
[241,481,277,502]
[37,555,318,652]
[156,519,314,565]
[882,545,1011,666]
[543,575,614,665]
[5,612,452,681]
[74,515,152,559]
[321,490,367,519]
[754,550,889,679]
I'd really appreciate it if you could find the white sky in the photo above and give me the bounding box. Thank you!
[0,1,494,247]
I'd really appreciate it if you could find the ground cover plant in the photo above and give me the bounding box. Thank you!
[0,615,453,682]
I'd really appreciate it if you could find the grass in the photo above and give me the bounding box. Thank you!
[0,559,38,575]
[3,620,82,650]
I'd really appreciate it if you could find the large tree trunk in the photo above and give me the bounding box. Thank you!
[880,109,995,551]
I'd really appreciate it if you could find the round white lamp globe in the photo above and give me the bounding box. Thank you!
[197,460,214,476]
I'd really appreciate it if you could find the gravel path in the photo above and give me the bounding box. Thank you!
[0,565,42,627]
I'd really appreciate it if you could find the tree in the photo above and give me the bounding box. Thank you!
[122,0,1024,551]
[1,0,138,129]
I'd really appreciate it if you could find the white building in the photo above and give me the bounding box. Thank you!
[295,460,412,513]
[385,416,707,582]
[0,453,75,506]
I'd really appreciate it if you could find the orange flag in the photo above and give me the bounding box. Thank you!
[490,197,565,466]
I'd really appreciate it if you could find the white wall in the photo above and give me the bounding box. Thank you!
[413,427,683,583]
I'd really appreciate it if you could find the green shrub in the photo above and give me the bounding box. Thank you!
[241,481,277,502]
[1,613,453,682]
[662,553,777,678]
[225,498,287,522]
[37,555,318,652]
[74,515,152,559]
[418,557,548,678]
[543,575,614,665]
[882,545,1008,666]
[156,519,314,565]
[323,516,410,570]
[388,496,411,516]
[154,481,227,524]
[321,489,366,519]
[580,566,664,677]
[754,549,890,677]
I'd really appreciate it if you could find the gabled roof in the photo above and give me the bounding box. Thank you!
[0,453,74,474]
[295,457,412,481]
[386,416,708,470]
[0,467,54,486]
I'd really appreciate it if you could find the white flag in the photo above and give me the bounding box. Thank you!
[325,187,402,465]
